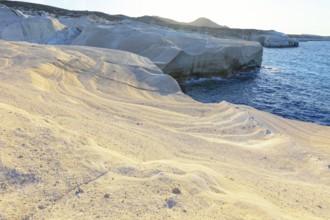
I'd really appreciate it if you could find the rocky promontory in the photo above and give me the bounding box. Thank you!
[71,23,262,79]
[0,2,262,79]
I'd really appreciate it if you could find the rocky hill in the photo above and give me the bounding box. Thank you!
[154,16,228,28]
[189,17,225,28]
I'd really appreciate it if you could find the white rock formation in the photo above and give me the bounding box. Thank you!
[0,4,263,78]
[0,5,25,30]
[250,31,299,48]
[1,17,65,43]
[0,5,79,44]
[71,23,263,78]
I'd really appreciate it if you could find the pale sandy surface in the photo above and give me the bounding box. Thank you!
[0,40,330,220]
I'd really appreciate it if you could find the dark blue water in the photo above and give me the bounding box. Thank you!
[181,41,330,126]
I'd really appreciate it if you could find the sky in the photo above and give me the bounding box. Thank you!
[16,0,330,35]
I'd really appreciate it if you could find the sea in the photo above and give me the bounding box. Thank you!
[181,41,330,126]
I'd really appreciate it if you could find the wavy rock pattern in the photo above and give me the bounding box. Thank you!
[0,41,329,219]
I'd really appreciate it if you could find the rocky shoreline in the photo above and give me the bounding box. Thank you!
[1,2,330,220]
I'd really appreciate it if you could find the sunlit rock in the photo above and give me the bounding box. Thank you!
[72,23,263,79]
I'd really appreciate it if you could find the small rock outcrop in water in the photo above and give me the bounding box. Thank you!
[250,31,299,48]
[0,3,262,79]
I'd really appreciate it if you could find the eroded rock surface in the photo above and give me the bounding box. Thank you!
[0,4,262,78]
[72,23,263,79]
